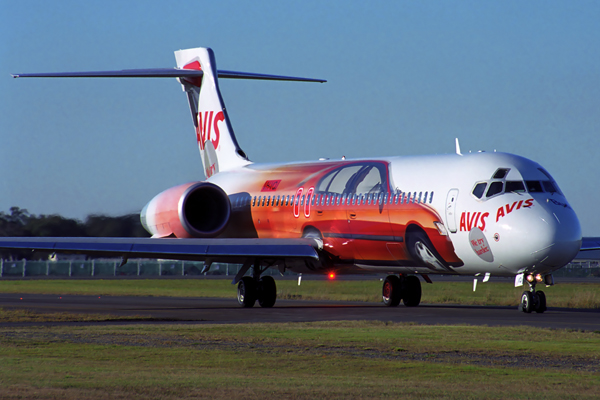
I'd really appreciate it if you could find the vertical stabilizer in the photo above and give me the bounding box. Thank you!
[175,47,251,178]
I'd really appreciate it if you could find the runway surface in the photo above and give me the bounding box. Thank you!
[1,293,599,331]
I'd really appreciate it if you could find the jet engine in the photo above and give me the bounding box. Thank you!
[141,182,231,238]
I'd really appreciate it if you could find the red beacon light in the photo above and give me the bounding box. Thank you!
[328,272,336,280]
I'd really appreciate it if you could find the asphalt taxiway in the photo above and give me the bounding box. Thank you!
[1,293,598,331]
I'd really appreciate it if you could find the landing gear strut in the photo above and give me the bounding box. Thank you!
[382,274,422,307]
[519,281,546,314]
[236,262,277,308]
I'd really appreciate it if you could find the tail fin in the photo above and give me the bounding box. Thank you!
[175,48,249,178]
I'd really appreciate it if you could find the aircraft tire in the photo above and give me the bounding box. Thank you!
[521,291,533,313]
[402,275,422,307]
[237,276,257,308]
[258,276,277,308]
[382,275,402,307]
[535,291,547,314]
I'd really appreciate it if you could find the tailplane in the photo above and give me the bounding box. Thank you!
[13,46,326,178]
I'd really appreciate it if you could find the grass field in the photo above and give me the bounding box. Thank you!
[0,278,599,308]
[0,321,598,399]
[1,280,599,398]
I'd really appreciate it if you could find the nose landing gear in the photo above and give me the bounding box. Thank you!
[519,281,547,314]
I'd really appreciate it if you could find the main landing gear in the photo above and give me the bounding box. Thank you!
[236,263,277,308]
[382,274,422,307]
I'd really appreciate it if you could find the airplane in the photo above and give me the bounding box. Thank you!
[2,46,597,313]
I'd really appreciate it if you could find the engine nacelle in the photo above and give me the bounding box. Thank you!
[141,182,231,238]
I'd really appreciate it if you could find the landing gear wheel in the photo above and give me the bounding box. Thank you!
[521,291,533,313]
[237,276,257,308]
[403,275,422,307]
[407,231,448,271]
[258,276,277,308]
[382,275,401,307]
[535,290,546,314]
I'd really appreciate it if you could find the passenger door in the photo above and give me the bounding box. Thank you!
[445,189,459,233]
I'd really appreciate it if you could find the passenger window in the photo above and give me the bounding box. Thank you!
[423,192,428,204]
[486,181,504,197]
[506,181,526,193]
[418,192,422,203]
[429,192,434,203]
[252,196,256,207]
[341,193,347,205]
[413,192,417,203]
[526,181,544,193]
[472,183,487,199]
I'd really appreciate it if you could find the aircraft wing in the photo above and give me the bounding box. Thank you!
[580,237,600,251]
[0,237,320,264]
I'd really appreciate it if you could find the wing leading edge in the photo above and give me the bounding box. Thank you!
[580,237,600,251]
[0,237,320,264]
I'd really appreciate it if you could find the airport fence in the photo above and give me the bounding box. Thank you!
[0,259,294,278]
[0,259,598,279]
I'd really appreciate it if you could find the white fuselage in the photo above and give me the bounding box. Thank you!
[207,151,582,278]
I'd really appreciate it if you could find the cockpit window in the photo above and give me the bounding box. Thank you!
[526,181,544,193]
[505,181,526,193]
[492,168,509,179]
[542,181,558,193]
[472,182,487,199]
[486,181,504,198]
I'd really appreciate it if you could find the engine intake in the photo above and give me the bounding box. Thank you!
[141,181,231,238]
[179,182,231,237]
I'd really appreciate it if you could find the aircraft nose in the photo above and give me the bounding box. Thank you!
[529,199,582,269]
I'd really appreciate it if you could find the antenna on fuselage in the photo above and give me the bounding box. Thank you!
[455,138,462,156]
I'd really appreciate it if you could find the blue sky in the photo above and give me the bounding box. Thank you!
[1,0,599,234]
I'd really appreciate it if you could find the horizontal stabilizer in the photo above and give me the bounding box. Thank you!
[12,68,326,83]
